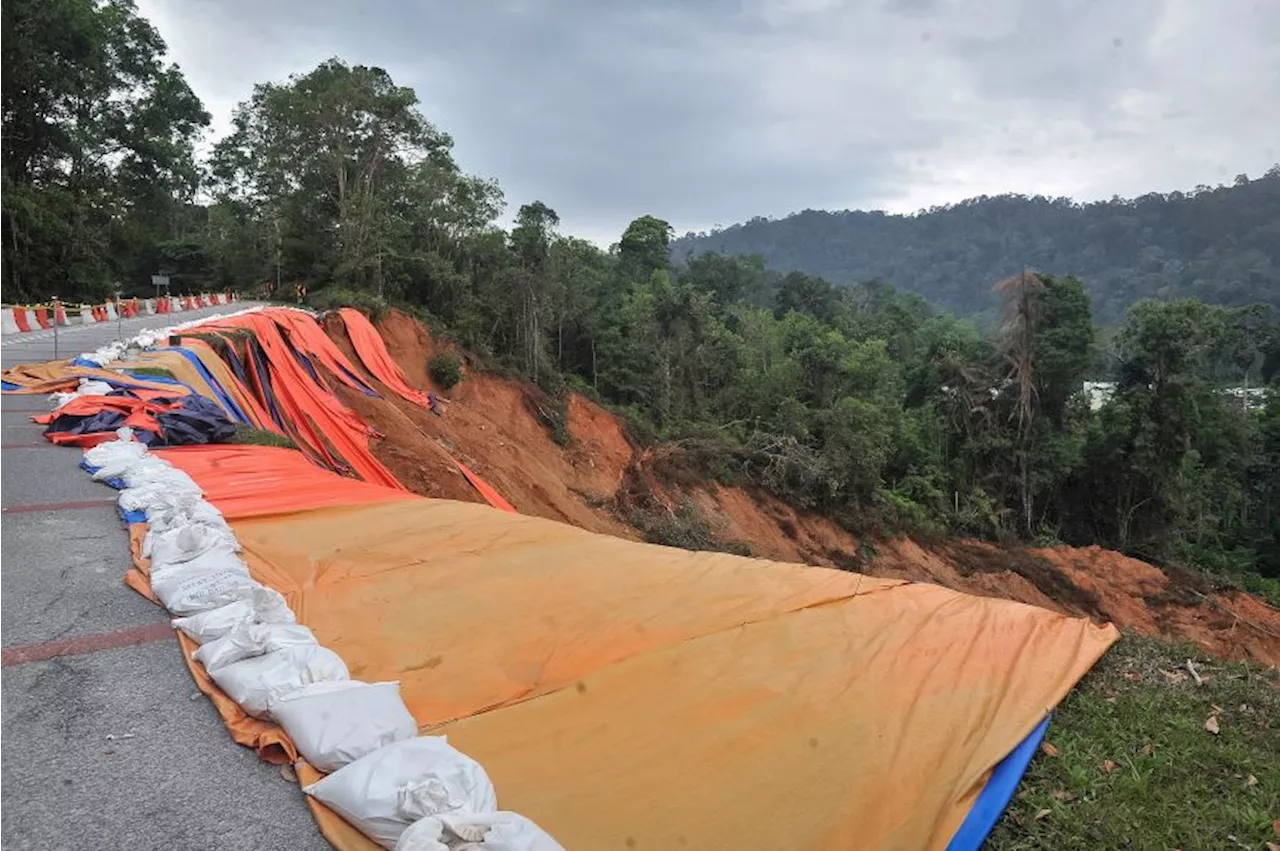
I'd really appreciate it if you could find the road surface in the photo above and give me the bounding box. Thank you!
[1,303,326,850]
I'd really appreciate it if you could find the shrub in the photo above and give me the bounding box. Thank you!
[428,353,463,390]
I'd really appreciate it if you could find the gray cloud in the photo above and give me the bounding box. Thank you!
[139,0,1280,243]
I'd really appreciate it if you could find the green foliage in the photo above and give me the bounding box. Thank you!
[674,169,1280,323]
[2,0,210,301]
[989,635,1280,850]
[229,424,297,450]
[309,286,389,319]
[623,498,751,557]
[427,353,463,391]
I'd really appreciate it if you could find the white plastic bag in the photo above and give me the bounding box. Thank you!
[210,645,349,719]
[170,588,296,644]
[304,736,497,849]
[395,812,563,851]
[270,681,417,773]
[192,622,316,672]
[150,565,257,616]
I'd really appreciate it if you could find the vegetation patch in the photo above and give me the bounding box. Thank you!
[989,635,1280,851]
[228,423,297,449]
[427,353,463,391]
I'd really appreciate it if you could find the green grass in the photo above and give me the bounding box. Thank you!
[227,423,297,449]
[989,635,1279,850]
[127,366,175,379]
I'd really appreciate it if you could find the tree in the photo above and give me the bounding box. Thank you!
[210,58,452,294]
[508,201,559,380]
[2,0,209,300]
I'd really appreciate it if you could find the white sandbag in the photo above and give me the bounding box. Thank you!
[304,736,497,849]
[170,588,296,644]
[210,645,349,719]
[192,622,316,672]
[150,565,257,616]
[83,429,144,467]
[148,542,247,584]
[270,681,417,773]
[172,599,254,644]
[395,812,563,851]
[145,495,226,533]
[122,462,198,491]
[146,523,240,565]
[87,442,150,479]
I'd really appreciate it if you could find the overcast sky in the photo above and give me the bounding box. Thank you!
[137,0,1279,244]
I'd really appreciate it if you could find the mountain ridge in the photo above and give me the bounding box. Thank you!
[672,168,1280,322]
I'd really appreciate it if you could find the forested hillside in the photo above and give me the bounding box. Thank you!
[672,173,1280,323]
[4,0,1279,591]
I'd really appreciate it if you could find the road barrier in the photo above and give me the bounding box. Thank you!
[1,293,238,336]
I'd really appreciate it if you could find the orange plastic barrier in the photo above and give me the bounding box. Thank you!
[206,495,1117,851]
[13,307,31,332]
[34,307,51,329]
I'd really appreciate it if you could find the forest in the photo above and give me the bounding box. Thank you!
[673,170,1280,324]
[3,0,1278,589]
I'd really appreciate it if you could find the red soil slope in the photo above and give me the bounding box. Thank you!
[328,309,1280,666]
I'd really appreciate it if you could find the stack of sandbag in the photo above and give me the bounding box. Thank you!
[302,736,561,851]
[85,428,561,851]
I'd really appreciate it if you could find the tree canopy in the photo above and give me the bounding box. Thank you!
[2,0,209,301]
[672,173,1280,324]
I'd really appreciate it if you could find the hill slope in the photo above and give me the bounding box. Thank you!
[672,169,1280,322]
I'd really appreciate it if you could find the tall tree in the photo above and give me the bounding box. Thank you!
[210,58,453,294]
[2,0,208,300]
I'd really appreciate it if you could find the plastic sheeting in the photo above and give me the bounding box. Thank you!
[157,445,416,519]
[206,492,1117,851]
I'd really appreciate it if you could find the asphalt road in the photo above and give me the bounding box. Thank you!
[1,304,327,850]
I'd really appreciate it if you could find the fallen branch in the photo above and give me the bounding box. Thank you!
[1185,658,1204,686]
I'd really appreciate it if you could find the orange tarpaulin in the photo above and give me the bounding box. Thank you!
[337,307,432,406]
[0,361,193,396]
[190,486,1116,851]
[158,445,416,519]
[192,312,403,489]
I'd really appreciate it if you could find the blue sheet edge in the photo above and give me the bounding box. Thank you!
[946,714,1051,851]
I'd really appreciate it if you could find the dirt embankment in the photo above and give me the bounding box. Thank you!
[328,308,1280,667]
